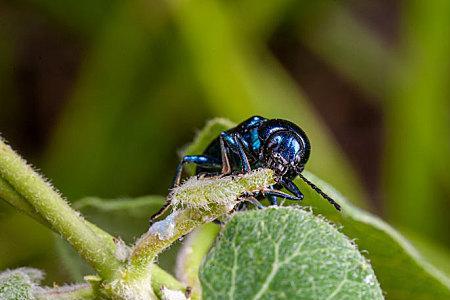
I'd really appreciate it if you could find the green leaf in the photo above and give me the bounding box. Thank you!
[0,268,43,300]
[182,118,235,157]
[401,230,450,278]
[200,207,383,299]
[297,172,450,299]
[0,213,52,271]
[175,224,219,298]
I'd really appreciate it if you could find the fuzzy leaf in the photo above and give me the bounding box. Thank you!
[200,207,383,299]
[0,268,43,300]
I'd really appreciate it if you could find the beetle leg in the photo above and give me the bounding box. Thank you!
[280,178,304,200]
[266,185,278,205]
[219,135,232,175]
[245,196,265,209]
[149,200,172,224]
[172,155,221,187]
[220,131,252,173]
[261,188,302,201]
[213,219,224,225]
[233,133,251,173]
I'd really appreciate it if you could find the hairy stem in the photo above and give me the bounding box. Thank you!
[0,176,49,225]
[130,206,227,279]
[0,172,118,253]
[108,169,276,299]
[0,139,121,279]
[0,138,186,296]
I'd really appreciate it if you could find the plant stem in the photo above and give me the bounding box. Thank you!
[175,223,220,298]
[117,207,224,300]
[151,267,187,299]
[1,172,119,254]
[35,284,94,300]
[0,139,121,280]
[110,169,276,299]
[129,207,226,279]
[0,138,186,296]
[0,176,49,225]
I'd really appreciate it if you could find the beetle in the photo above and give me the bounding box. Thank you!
[150,116,340,222]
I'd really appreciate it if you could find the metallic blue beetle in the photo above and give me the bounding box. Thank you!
[173,116,340,210]
[151,116,340,222]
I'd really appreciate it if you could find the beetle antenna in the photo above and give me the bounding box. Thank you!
[298,174,341,211]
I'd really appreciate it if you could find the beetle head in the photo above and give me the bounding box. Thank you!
[261,130,310,177]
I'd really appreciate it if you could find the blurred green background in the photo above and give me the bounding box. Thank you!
[0,0,449,285]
